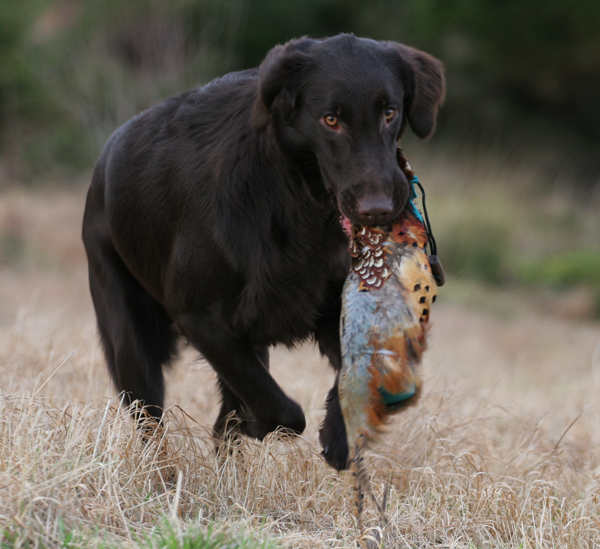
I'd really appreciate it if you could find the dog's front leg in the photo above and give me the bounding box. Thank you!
[314,289,350,471]
[175,313,306,440]
[319,377,349,470]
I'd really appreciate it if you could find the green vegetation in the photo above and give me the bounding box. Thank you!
[436,215,511,286]
[1,0,599,184]
[136,522,280,549]
[516,249,600,315]
[1,0,241,181]
[0,229,26,267]
[1,519,280,549]
[414,148,600,318]
[520,250,600,290]
[0,0,598,313]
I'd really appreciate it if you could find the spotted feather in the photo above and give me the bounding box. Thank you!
[338,156,439,529]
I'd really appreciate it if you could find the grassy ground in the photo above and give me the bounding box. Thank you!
[0,167,599,548]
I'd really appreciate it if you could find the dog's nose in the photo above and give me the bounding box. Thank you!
[356,196,394,226]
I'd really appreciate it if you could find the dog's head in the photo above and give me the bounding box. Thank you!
[252,34,445,226]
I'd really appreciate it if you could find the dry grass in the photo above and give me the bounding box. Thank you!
[1,181,600,548]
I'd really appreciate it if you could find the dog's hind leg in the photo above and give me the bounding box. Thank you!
[86,233,178,425]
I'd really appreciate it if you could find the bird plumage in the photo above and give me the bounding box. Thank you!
[338,155,439,529]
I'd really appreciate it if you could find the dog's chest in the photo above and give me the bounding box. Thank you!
[239,218,349,346]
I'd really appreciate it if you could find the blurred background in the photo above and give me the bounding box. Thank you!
[0,0,599,318]
[1,4,600,545]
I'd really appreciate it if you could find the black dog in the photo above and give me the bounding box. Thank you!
[82,34,444,470]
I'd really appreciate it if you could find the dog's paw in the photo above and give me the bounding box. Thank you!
[281,398,307,435]
[251,398,306,440]
[320,429,349,470]
[319,385,349,470]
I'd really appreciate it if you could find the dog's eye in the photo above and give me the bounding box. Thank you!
[324,115,339,129]
[384,108,397,122]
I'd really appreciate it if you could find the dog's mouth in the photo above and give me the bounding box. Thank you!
[339,213,397,242]
[337,198,405,232]
[340,214,353,238]
[336,183,409,229]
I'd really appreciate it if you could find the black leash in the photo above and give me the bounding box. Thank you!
[413,178,437,258]
[398,147,445,287]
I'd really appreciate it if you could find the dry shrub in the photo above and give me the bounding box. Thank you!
[1,186,600,548]
[2,375,600,548]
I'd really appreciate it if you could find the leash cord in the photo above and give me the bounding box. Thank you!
[397,147,438,258]
[413,178,437,258]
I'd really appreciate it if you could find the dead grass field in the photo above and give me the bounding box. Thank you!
[1,181,599,548]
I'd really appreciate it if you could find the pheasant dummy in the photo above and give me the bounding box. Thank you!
[338,149,443,528]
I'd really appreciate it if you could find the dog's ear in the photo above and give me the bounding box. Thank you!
[251,38,314,130]
[389,44,446,139]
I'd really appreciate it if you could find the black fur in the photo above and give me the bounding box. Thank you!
[82,34,445,470]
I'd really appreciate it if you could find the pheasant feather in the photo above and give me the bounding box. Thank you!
[338,152,439,528]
